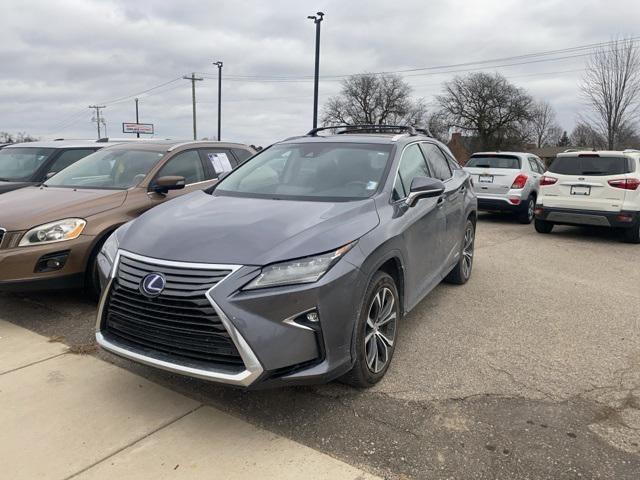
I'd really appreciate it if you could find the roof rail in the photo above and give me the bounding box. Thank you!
[306,124,432,137]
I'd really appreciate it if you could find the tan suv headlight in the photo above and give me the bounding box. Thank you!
[19,218,87,247]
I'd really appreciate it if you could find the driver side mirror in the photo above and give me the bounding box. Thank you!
[151,175,185,194]
[406,177,445,207]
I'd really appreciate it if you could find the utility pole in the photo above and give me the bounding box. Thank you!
[88,105,106,139]
[213,61,223,141]
[307,12,324,130]
[183,73,203,140]
[134,98,140,138]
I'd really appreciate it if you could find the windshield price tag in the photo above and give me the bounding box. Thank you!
[208,153,233,173]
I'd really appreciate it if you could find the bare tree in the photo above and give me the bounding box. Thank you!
[581,37,640,149]
[426,110,450,143]
[529,100,562,147]
[322,73,429,127]
[437,72,533,150]
[570,121,606,149]
[0,132,38,143]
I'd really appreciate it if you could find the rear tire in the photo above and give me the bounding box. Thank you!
[342,271,400,388]
[518,196,535,224]
[444,219,475,285]
[622,223,640,244]
[534,218,554,234]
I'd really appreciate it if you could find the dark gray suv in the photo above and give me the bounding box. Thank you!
[95,126,477,389]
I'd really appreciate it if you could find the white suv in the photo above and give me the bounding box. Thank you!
[534,150,640,243]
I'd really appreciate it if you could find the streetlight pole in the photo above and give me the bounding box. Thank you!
[307,11,324,130]
[214,61,223,141]
[134,98,140,138]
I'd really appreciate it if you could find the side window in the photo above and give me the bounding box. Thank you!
[537,159,547,173]
[528,158,538,172]
[393,144,430,200]
[232,148,253,164]
[47,149,96,175]
[200,149,235,178]
[156,150,205,184]
[421,143,452,181]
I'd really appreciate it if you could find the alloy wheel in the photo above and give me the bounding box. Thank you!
[527,199,534,222]
[462,223,475,279]
[364,287,397,374]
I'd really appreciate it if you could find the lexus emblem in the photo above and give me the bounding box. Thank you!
[140,273,166,297]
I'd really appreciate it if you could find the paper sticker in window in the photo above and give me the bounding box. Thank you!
[207,152,233,173]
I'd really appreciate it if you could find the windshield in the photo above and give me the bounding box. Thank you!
[45,148,165,189]
[214,142,393,201]
[0,147,55,181]
[466,155,521,169]
[549,155,633,176]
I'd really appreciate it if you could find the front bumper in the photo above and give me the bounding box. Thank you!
[535,206,640,228]
[96,250,366,389]
[0,234,95,291]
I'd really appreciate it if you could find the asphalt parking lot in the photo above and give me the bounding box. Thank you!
[2,214,639,479]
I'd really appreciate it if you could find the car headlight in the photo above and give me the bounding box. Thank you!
[19,218,86,247]
[100,231,119,264]
[244,242,356,290]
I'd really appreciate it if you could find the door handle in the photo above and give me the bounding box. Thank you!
[437,197,445,206]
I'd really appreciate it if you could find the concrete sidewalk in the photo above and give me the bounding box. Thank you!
[0,319,378,480]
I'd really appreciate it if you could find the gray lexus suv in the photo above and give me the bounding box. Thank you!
[95,126,477,389]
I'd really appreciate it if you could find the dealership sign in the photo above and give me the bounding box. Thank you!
[122,122,154,134]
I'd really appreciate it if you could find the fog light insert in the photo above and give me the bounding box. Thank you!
[34,251,70,273]
[508,197,521,205]
[284,308,321,331]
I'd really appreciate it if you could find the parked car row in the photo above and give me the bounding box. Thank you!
[462,148,640,243]
[3,127,637,390]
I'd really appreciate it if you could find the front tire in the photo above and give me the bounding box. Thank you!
[342,271,400,388]
[444,219,475,285]
[534,218,554,234]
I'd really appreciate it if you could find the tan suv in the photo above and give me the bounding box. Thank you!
[0,140,254,295]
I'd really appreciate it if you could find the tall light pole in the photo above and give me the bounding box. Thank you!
[183,73,203,140]
[307,11,324,130]
[134,98,140,138]
[214,61,223,141]
[88,105,106,139]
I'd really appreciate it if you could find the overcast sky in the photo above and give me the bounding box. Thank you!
[0,0,638,146]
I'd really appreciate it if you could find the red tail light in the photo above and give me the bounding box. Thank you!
[608,178,640,190]
[511,174,528,189]
[539,176,558,186]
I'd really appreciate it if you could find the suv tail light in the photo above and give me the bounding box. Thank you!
[608,178,640,190]
[539,176,558,186]
[511,174,528,189]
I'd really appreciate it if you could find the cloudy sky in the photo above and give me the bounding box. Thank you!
[0,0,638,146]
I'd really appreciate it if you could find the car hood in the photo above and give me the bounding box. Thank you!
[0,186,127,231]
[0,180,32,194]
[119,191,380,265]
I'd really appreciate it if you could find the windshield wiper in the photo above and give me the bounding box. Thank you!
[0,177,12,182]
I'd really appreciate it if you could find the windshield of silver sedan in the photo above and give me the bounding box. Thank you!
[45,148,164,189]
[214,142,393,201]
